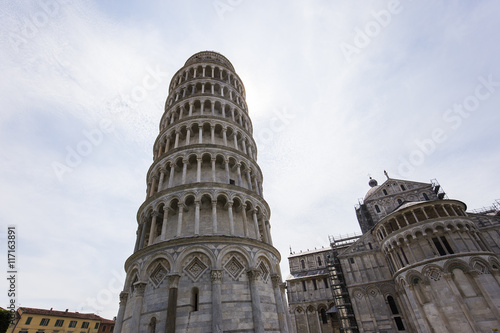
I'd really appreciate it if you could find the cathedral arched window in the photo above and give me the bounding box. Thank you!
[375,205,381,213]
[423,193,429,201]
[397,199,403,205]
[320,308,328,324]
[383,189,388,195]
[400,184,406,191]
[301,260,305,269]
[317,256,322,266]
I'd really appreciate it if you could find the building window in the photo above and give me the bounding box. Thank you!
[368,242,373,250]
[149,317,157,333]
[320,308,328,324]
[349,258,354,264]
[397,199,403,205]
[383,189,388,195]
[302,281,307,291]
[423,193,429,200]
[25,317,32,325]
[229,179,235,185]
[313,280,318,290]
[440,236,454,254]
[103,325,107,332]
[69,320,77,328]
[317,256,322,266]
[432,237,447,256]
[375,205,380,213]
[55,319,64,327]
[82,321,89,329]
[400,184,406,191]
[323,277,328,288]
[40,318,50,326]
[95,322,100,329]
[301,260,305,269]
[387,296,405,330]
[191,287,199,311]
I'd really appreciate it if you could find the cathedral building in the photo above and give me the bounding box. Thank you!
[114,51,290,333]
[287,174,500,333]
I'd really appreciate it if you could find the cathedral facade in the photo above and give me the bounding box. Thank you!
[115,51,289,333]
[287,175,500,333]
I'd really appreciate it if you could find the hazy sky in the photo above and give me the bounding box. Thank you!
[1,0,499,319]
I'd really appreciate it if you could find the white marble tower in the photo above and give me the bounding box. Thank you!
[114,51,290,333]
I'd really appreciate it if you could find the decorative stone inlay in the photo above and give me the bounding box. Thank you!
[368,288,378,297]
[473,262,488,274]
[224,256,245,280]
[427,268,441,281]
[150,263,168,288]
[355,291,364,299]
[184,256,208,282]
[258,261,270,283]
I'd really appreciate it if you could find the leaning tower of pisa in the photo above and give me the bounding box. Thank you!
[114,51,290,333]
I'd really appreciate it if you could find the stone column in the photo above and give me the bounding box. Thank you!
[166,274,180,333]
[165,137,170,153]
[130,282,146,332]
[234,133,239,150]
[211,125,215,144]
[188,102,193,116]
[198,126,203,143]
[242,204,248,237]
[222,128,228,146]
[161,208,170,240]
[197,158,202,182]
[148,211,159,245]
[253,210,260,240]
[138,219,147,250]
[182,159,188,184]
[211,270,223,333]
[224,159,230,183]
[134,225,142,252]
[158,168,165,191]
[212,201,218,234]
[174,131,180,148]
[194,200,200,235]
[211,158,216,182]
[246,170,253,190]
[227,201,234,235]
[186,128,191,145]
[241,139,247,154]
[114,291,128,333]
[272,275,288,332]
[176,203,184,237]
[247,269,264,333]
[168,163,175,187]
[236,163,242,186]
[149,176,158,197]
[265,221,272,245]
[262,219,270,244]
[211,101,215,115]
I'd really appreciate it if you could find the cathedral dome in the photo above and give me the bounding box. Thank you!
[364,178,379,200]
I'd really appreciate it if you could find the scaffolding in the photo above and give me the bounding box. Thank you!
[327,234,361,333]
[430,178,447,200]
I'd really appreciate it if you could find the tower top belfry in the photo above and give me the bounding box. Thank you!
[114,51,290,333]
